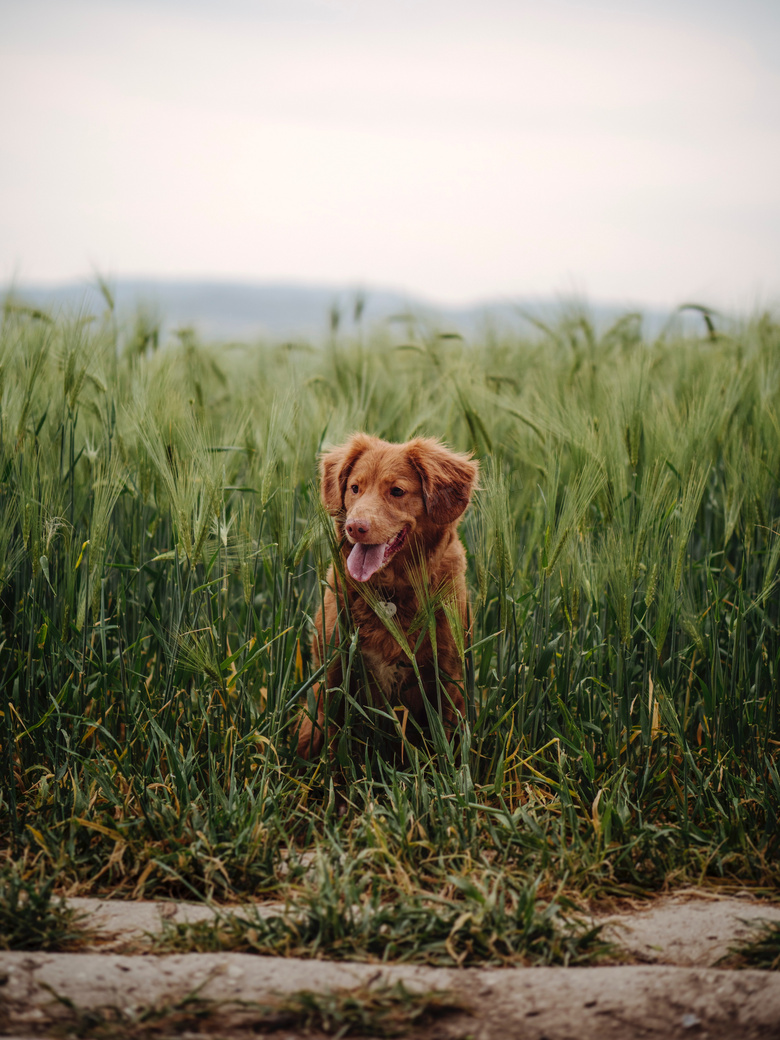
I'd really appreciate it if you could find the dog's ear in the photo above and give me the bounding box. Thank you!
[406,439,479,525]
[319,433,375,515]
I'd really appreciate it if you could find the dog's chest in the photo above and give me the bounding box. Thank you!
[350,589,417,696]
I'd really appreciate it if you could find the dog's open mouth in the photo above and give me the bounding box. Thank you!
[346,525,410,582]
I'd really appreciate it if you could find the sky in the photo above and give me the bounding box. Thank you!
[1,0,779,309]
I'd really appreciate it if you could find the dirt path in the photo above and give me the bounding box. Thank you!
[2,892,779,1039]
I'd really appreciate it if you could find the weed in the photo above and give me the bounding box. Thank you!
[723,919,780,971]
[153,859,611,966]
[269,981,468,1037]
[30,978,467,1038]
[0,861,89,951]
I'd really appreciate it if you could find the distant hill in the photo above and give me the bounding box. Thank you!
[3,278,693,343]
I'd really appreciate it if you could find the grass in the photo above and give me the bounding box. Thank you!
[1,291,779,963]
[29,979,467,1038]
[724,919,780,970]
[152,862,610,966]
[270,981,468,1038]
[0,859,89,950]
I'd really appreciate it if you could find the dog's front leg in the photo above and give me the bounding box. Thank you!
[296,655,346,759]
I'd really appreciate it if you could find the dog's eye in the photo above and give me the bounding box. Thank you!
[350,484,359,494]
[390,487,406,497]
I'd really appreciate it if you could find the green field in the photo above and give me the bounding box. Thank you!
[1,295,778,964]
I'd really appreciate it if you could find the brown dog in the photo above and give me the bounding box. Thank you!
[297,433,479,759]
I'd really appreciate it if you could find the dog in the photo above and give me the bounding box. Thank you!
[297,433,479,759]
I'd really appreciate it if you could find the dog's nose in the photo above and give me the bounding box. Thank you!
[345,517,371,540]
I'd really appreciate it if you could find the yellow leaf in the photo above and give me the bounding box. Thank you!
[75,540,90,570]
[591,789,603,833]
[649,674,660,741]
[72,817,124,842]
[26,826,49,849]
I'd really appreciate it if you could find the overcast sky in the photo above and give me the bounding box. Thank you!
[1,0,778,308]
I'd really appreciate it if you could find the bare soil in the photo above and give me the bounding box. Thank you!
[2,891,780,1039]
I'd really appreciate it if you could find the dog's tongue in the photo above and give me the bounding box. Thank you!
[347,542,388,582]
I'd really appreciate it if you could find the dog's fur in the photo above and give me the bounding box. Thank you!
[297,433,479,758]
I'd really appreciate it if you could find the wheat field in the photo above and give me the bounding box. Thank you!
[1,293,778,963]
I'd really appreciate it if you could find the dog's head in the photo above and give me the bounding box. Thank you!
[319,434,478,582]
